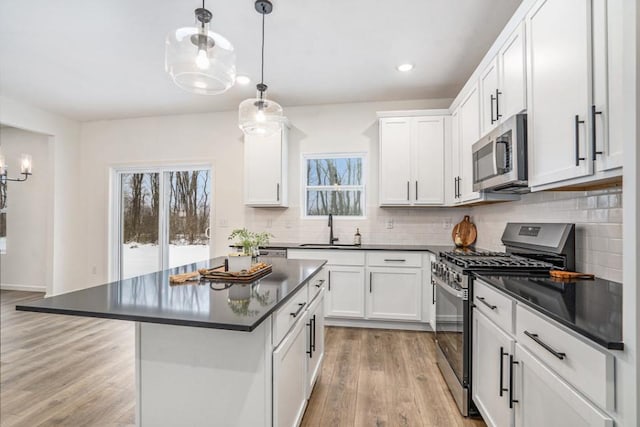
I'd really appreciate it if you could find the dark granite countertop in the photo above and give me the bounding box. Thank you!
[16,257,326,332]
[254,242,460,255]
[474,273,623,350]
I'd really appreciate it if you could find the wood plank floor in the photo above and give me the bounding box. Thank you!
[1,290,485,427]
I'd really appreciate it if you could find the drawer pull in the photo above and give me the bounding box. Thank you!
[524,330,566,360]
[290,302,306,318]
[384,259,406,262]
[477,296,497,310]
[315,279,325,288]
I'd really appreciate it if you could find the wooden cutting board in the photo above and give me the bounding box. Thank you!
[452,215,477,248]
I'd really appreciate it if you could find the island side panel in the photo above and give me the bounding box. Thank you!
[137,320,273,427]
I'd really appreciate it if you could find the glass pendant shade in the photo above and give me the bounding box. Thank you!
[238,92,284,136]
[165,24,236,95]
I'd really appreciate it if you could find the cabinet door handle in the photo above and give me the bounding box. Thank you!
[369,271,373,293]
[290,302,306,318]
[306,320,313,357]
[276,183,280,201]
[415,181,418,201]
[591,105,603,159]
[328,271,331,291]
[575,115,586,166]
[311,314,316,352]
[499,347,508,397]
[495,89,502,120]
[524,330,566,360]
[407,181,410,201]
[490,93,496,124]
[509,355,519,408]
[431,279,436,304]
[476,296,497,310]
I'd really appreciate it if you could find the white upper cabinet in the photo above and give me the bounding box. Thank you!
[480,22,526,138]
[592,0,624,172]
[244,126,288,207]
[379,117,413,205]
[448,108,461,205]
[526,0,593,187]
[480,56,500,136]
[458,84,481,202]
[498,22,527,120]
[379,114,446,206]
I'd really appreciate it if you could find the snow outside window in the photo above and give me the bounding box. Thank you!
[303,154,365,218]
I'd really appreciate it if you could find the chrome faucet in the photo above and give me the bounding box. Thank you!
[328,213,339,245]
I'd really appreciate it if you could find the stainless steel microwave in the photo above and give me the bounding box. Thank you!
[472,113,528,193]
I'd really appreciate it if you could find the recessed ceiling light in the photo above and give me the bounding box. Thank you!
[397,63,414,72]
[236,75,251,85]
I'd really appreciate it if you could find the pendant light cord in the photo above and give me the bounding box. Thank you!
[260,8,266,92]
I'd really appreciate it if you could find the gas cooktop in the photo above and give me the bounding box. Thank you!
[439,250,553,271]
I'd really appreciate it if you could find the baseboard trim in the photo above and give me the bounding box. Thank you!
[325,318,434,332]
[0,283,46,293]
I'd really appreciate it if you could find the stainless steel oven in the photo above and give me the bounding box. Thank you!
[433,274,471,415]
[472,113,528,193]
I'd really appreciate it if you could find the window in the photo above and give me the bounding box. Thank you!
[303,154,365,217]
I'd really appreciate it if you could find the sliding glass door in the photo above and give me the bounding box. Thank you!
[116,166,212,280]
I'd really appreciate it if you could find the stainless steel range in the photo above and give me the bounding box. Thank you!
[431,222,575,416]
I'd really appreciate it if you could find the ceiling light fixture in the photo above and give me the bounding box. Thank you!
[0,150,32,184]
[236,75,251,85]
[165,0,236,95]
[397,63,414,72]
[238,0,284,137]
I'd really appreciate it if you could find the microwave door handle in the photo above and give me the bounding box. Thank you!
[492,139,499,177]
[495,138,508,173]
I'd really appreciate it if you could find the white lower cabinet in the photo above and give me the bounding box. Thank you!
[273,308,308,427]
[306,291,325,398]
[325,266,365,318]
[472,309,515,427]
[366,267,421,321]
[514,343,613,427]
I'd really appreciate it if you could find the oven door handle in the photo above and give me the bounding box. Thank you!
[434,280,465,299]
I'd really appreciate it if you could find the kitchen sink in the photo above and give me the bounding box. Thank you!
[298,243,361,248]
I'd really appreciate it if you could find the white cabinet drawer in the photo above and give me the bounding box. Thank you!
[273,284,309,347]
[287,249,365,266]
[474,280,514,334]
[308,269,326,303]
[515,304,615,411]
[366,251,422,268]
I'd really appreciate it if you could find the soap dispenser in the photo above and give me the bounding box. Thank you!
[354,228,362,246]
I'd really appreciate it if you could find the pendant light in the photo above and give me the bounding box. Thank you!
[165,0,236,95]
[238,0,284,136]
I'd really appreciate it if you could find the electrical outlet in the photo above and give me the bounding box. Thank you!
[285,220,292,229]
[266,219,273,228]
[385,219,394,229]
[443,218,453,229]
[219,219,228,227]
[91,266,97,275]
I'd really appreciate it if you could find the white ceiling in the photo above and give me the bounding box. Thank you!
[0,0,522,121]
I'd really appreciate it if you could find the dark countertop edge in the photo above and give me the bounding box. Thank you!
[249,243,458,254]
[16,260,328,332]
[473,273,624,351]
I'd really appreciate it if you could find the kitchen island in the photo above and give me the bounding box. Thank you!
[17,256,327,427]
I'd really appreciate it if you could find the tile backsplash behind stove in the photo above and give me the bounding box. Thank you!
[245,188,622,283]
[472,188,623,282]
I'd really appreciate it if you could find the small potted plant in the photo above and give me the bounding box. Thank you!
[227,228,274,272]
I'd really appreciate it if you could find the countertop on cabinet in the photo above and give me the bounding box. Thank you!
[16,257,326,332]
[474,273,623,350]
[256,242,465,255]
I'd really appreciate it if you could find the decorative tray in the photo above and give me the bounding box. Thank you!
[169,262,272,285]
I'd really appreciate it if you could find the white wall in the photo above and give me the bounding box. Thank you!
[0,127,50,291]
[0,96,83,296]
[79,98,455,285]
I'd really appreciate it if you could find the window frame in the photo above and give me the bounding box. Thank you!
[301,152,367,220]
